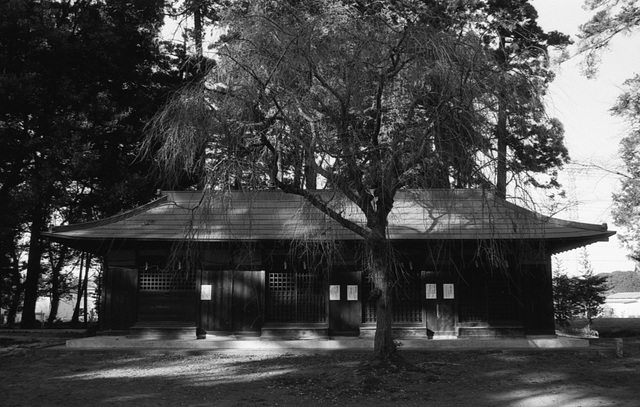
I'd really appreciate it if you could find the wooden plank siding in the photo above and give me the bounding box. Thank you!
[198,269,233,333]
[198,269,265,336]
[101,267,138,330]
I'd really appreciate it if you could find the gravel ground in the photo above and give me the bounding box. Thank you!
[1,332,639,407]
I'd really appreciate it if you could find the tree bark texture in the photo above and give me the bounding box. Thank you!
[47,245,68,324]
[368,239,397,359]
[20,216,45,328]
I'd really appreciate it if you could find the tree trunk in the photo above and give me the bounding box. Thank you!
[48,291,59,325]
[47,245,68,324]
[368,240,397,359]
[4,250,22,325]
[83,254,90,325]
[496,99,507,199]
[6,282,23,326]
[495,32,508,199]
[71,252,85,325]
[193,4,204,75]
[304,150,317,190]
[20,216,45,329]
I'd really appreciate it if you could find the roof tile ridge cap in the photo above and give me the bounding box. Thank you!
[48,195,169,233]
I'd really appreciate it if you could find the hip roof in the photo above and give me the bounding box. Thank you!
[44,189,614,253]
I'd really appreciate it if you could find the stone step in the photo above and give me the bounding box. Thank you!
[458,326,525,338]
[128,322,197,340]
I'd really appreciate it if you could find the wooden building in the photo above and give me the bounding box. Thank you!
[44,189,614,339]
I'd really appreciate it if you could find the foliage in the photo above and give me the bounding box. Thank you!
[579,0,640,78]
[480,0,571,194]
[603,270,640,292]
[611,76,640,262]
[579,1,640,264]
[553,250,609,328]
[552,274,576,327]
[0,0,179,327]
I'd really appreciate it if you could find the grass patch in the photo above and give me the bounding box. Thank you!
[559,318,640,338]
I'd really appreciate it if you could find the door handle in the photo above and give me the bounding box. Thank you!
[436,303,440,319]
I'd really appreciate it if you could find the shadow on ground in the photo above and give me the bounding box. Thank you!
[1,337,639,406]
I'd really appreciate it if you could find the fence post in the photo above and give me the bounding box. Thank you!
[614,338,624,358]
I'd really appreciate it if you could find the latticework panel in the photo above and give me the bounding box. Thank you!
[267,273,296,322]
[139,266,196,291]
[363,273,423,323]
[267,272,326,323]
[393,274,423,323]
[296,272,326,323]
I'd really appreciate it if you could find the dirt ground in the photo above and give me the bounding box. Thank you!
[1,332,640,407]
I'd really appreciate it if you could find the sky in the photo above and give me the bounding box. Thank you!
[531,0,639,274]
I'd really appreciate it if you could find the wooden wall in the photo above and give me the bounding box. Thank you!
[99,242,556,338]
[101,267,138,330]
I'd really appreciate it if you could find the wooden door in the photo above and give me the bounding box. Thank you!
[198,270,265,335]
[423,271,457,338]
[103,267,138,330]
[231,270,265,335]
[329,270,361,336]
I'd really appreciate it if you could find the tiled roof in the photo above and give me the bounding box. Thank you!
[44,189,614,251]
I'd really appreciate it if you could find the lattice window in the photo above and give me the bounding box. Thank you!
[363,272,423,323]
[267,271,326,323]
[139,266,196,291]
[296,272,326,323]
[393,274,423,323]
[267,273,296,322]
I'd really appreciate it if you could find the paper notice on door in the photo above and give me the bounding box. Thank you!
[201,284,212,300]
[347,285,358,301]
[425,283,437,299]
[329,285,340,301]
[443,283,455,299]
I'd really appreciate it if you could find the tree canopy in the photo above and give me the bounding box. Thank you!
[578,0,640,263]
[611,77,640,262]
[603,270,640,292]
[0,0,180,327]
[553,249,608,329]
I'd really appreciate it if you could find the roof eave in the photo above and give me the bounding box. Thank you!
[548,231,616,255]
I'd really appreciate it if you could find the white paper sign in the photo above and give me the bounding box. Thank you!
[443,283,455,299]
[425,283,437,299]
[329,285,340,301]
[201,284,212,300]
[347,285,358,301]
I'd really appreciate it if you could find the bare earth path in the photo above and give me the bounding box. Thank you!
[1,334,639,407]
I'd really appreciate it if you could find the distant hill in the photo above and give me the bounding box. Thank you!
[597,270,640,294]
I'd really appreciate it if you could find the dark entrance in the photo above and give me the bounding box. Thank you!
[265,269,327,324]
[137,265,196,323]
[423,270,457,338]
[329,270,361,336]
[197,269,265,336]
